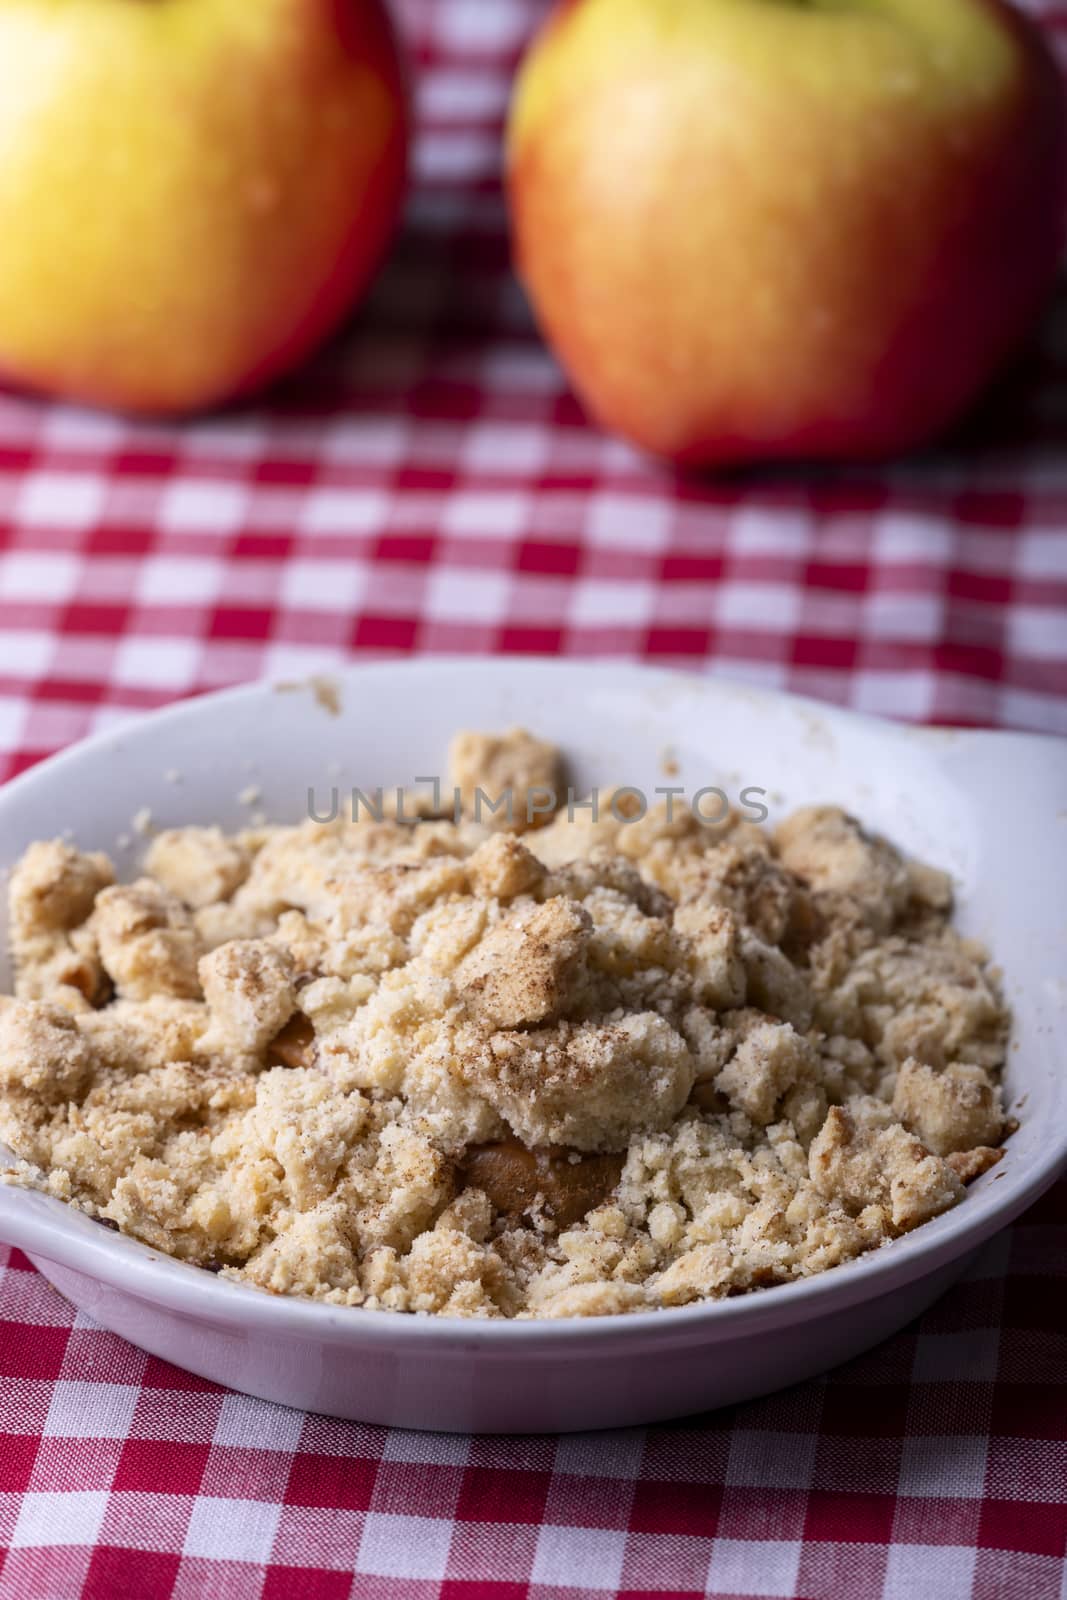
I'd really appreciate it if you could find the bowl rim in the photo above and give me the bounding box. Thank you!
[1,656,1064,1350]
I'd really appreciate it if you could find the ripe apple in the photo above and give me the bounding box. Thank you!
[0,0,409,415]
[508,0,1067,466]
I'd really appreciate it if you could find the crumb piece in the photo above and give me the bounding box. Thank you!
[717,1019,819,1126]
[91,880,201,1000]
[674,904,745,1009]
[467,1013,695,1152]
[821,934,1007,1073]
[230,1203,358,1297]
[459,898,592,1029]
[946,1146,1004,1184]
[8,842,114,1010]
[78,996,208,1074]
[449,727,562,832]
[741,933,813,1031]
[892,1058,1005,1157]
[434,1185,493,1244]
[199,940,297,1056]
[776,806,910,932]
[310,677,341,717]
[653,1242,733,1306]
[0,1002,94,1102]
[10,840,113,939]
[132,808,154,837]
[671,841,799,947]
[809,1105,962,1231]
[907,860,953,913]
[464,834,545,900]
[146,827,251,910]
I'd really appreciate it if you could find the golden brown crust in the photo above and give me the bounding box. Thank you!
[946,1145,1005,1184]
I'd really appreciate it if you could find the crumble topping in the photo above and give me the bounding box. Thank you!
[0,727,1012,1318]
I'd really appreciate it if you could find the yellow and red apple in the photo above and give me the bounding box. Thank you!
[0,0,409,415]
[509,0,1067,466]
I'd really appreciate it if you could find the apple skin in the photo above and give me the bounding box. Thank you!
[0,0,409,415]
[508,0,1067,466]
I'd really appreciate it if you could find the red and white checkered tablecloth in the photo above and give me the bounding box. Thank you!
[0,1,1065,1596]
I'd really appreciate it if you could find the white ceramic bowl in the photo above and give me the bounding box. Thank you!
[1,660,1064,1433]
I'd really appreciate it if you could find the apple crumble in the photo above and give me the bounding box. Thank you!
[0,730,1011,1318]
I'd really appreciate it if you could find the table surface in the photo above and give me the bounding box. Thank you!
[0,2,1065,1597]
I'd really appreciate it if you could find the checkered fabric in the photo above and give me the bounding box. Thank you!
[1,1194,1064,1600]
[0,0,1065,1595]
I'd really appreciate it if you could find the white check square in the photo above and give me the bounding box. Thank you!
[136,557,221,606]
[706,1537,802,1597]
[212,1392,304,1452]
[726,1431,818,1492]
[281,559,367,612]
[425,568,511,624]
[585,494,672,551]
[898,1434,989,1501]
[0,632,54,679]
[883,1543,977,1600]
[729,507,812,557]
[850,671,932,721]
[569,581,652,629]
[463,422,548,474]
[872,512,952,568]
[381,1431,470,1467]
[999,687,1066,736]
[1009,606,1067,659]
[0,553,82,603]
[1018,529,1067,579]
[112,637,203,690]
[300,487,390,536]
[42,407,124,450]
[16,471,105,530]
[0,1264,73,1328]
[863,591,943,642]
[439,0,531,49]
[182,1495,281,1564]
[43,1381,140,1441]
[161,480,249,534]
[11,1490,108,1549]
[322,416,410,466]
[261,644,348,681]
[419,132,499,184]
[714,581,800,631]
[357,1511,453,1580]
[180,421,266,460]
[0,697,27,748]
[441,490,529,539]
[532,1524,627,1591]
[554,1429,647,1480]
